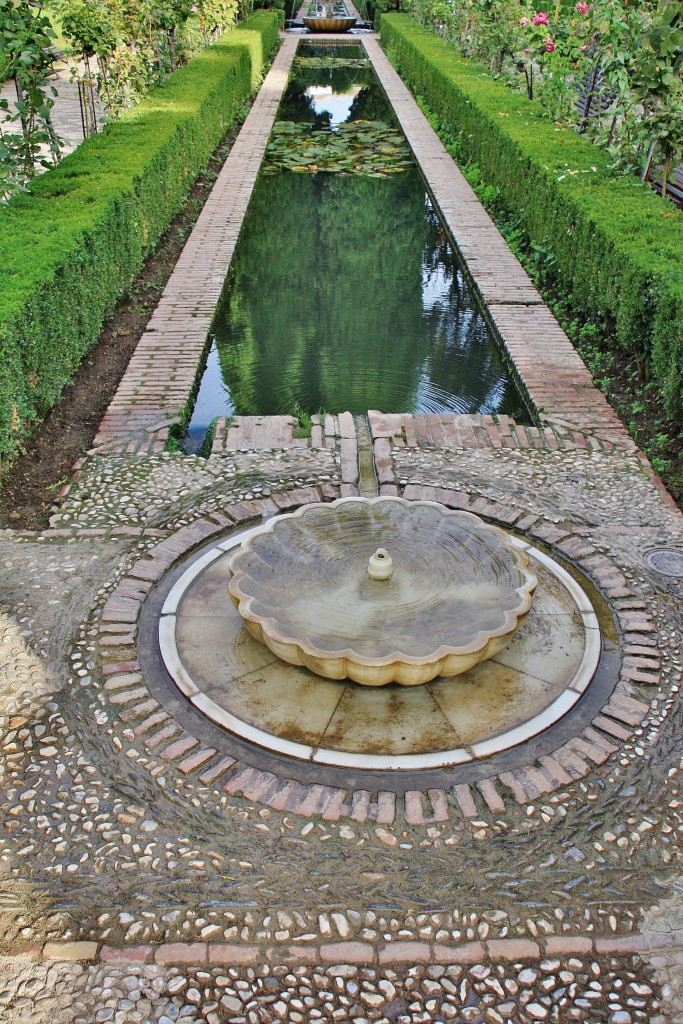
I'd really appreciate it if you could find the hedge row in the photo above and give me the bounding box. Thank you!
[380,14,683,424]
[0,10,280,471]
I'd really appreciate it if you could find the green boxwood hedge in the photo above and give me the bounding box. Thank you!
[381,14,683,425]
[0,10,280,472]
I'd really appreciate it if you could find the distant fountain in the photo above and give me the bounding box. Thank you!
[302,1,357,32]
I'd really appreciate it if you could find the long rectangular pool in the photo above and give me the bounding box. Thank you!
[186,42,530,451]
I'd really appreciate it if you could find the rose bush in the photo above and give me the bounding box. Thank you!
[401,0,683,189]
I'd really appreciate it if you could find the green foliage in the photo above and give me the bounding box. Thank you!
[0,11,280,474]
[0,1,63,196]
[402,0,683,189]
[55,0,252,118]
[380,14,683,425]
[57,0,119,57]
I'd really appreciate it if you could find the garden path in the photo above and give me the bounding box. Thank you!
[0,62,100,158]
[0,29,682,1024]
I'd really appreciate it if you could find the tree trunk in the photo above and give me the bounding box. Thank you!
[661,150,672,199]
[642,139,656,183]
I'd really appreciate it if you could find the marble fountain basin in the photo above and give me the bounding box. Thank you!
[227,497,537,686]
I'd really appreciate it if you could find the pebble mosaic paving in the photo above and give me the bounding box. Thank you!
[2,411,683,1020]
[1,28,683,1024]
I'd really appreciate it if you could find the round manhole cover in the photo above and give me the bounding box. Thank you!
[644,547,683,578]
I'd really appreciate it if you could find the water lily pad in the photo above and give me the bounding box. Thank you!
[293,56,369,70]
[264,119,413,178]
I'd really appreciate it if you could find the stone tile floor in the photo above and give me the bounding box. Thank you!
[1,414,682,1022]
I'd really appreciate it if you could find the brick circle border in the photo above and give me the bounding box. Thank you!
[96,486,661,825]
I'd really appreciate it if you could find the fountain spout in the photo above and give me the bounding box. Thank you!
[367,548,393,581]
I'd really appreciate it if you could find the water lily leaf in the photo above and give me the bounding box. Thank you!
[264,119,412,177]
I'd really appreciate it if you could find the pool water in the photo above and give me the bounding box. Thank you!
[185,52,530,452]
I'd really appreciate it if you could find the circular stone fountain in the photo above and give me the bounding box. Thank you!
[227,498,537,686]
[155,497,604,770]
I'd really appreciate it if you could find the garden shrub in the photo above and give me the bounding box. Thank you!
[0,10,280,473]
[380,14,683,425]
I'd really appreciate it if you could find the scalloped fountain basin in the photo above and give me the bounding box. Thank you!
[227,497,537,686]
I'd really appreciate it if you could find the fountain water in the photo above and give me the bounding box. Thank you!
[227,498,537,686]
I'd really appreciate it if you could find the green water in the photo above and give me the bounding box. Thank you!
[186,55,529,450]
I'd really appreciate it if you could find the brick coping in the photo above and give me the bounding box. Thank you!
[92,36,300,457]
[37,931,683,965]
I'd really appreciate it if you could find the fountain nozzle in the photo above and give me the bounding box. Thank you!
[367,548,393,580]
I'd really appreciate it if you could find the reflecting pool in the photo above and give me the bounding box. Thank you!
[186,50,529,451]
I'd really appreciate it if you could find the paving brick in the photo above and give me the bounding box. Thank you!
[223,765,268,797]
[100,945,153,964]
[154,943,208,964]
[404,790,426,824]
[374,791,397,825]
[43,942,98,961]
[145,723,182,749]
[434,941,486,965]
[378,941,430,964]
[452,784,477,818]
[350,789,371,822]
[497,771,531,803]
[103,673,143,691]
[197,754,236,785]
[568,735,613,765]
[266,780,303,813]
[320,787,348,822]
[119,699,159,722]
[293,784,330,817]
[594,935,649,955]
[160,736,199,761]
[427,788,449,822]
[487,939,540,960]
[544,936,593,956]
[177,747,217,775]
[591,715,631,742]
[108,687,149,705]
[133,712,171,737]
[603,700,647,728]
[208,944,260,965]
[477,778,506,813]
[553,745,591,779]
[320,942,374,964]
[537,754,573,788]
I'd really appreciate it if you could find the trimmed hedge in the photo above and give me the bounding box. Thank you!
[381,14,683,424]
[0,10,280,471]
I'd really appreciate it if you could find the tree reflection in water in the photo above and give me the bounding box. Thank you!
[211,167,527,418]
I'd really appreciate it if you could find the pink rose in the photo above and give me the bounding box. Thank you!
[190,3,198,10]
[544,37,556,51]
[532,11,549,24]
[576,1,589,12]
[519,16,528,26]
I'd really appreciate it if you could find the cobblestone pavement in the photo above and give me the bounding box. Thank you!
[0,955,669,1023]
[1,414,682,1020]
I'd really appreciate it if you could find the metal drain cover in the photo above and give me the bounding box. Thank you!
[644,547,683,578]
